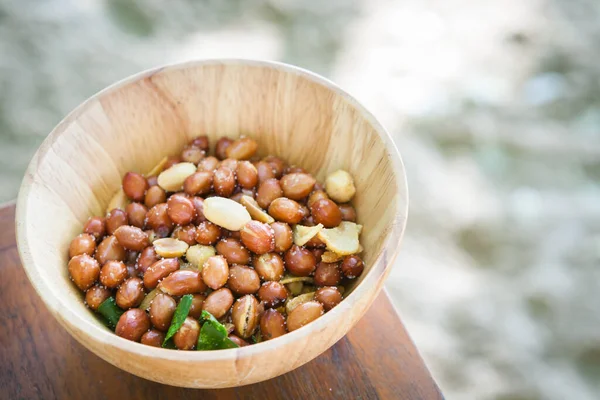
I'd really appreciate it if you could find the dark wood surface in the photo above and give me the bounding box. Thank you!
[0,203,442,399]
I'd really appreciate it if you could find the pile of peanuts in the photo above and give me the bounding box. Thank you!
[67,135,364,349]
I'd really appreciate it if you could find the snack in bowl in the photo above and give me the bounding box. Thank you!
[67,135,364,350]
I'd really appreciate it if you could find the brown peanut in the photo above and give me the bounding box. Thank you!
[240,221,275,254]
[116,308,150,342]
[68,254,100,291]
[150,293,177,331]
[69,233,96,258]
[232,295,259,338]
[280,173,316,200]
[158,270,207,296]
[256,178,282,209]
[116,277,145,309]
[228,265,260,295]
[202,288,234,319]
[114,225,149,251]
[83,216,106,241]
[253,253,284,281]
[268,198,304,224]
[85,285,111,311]
[96,235,126,265]
[287,301,323,332]
[143,258,179,289]
[99,260,128,288]
[260,309,287,340]
[123,172,148,202]
[173,317,200,350]
[201,255,229,290]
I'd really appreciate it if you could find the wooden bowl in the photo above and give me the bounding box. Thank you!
[15,59,408,388]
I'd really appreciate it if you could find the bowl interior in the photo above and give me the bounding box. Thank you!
[17,60,407,362]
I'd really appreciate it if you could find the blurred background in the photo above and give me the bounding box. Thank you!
[1,0,599,398]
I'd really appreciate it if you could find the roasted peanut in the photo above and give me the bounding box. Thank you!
[341,255,364,279]
[166,194,195,225]
[280,173,316,200]
[314,262,342,286]
[157,162,196,192]
[253,253,284,281]
[126,202,148,229]
[173,317,200,350]
[228,334,249,347]
[150,293,177,331]
[99,260,128,288]
[338,204,357,222]
[257,281,288,308]
[270,222,293,252]
[287,301,323,332]
[315,286,342,311]
[159,270,207,296]
[136,246,159,273]
[189,135,209,152]
[255,160,276,183]
[256,178,282,209]
[141,329,165,347]
[85,285,111,311]
[195,221,222,245]
[310,198,342,228]
[213,166,236,197]
[188,294,206,319]
[106,209,128,235]
[197,156,219,172]
[116,308,150,342]
[181,145,205,164]
[307,190,329,209]
[68,254,100,291]
[146,203,173,235]
[173,225,197,245]
[69,233,96,258]
[96,235,126,265]
[114,225,149,251]
[263,156,286,179]
[190,196,207,224]
[232,295,259,338]
[145,186,167,209]
[143,258,179,289]
[123,172,148,202]
[201,255,229,290]
[228,264,261,295]
[202,288,234,319]
[116,277,145,309]
[215,137,233,160]
[183,171,213,196]
[216,238,250,265]
[240,221,275,254]
[236,161,258,189]
[284,245,317,276]
[83,216,106,241]
[203,196,252,231]
[226,137,257,160]
[260,309,287,340]
[268,198,304,224]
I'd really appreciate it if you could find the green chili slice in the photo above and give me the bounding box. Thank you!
[162,294,193,346]
[197,310,239,350]
[98,297,123,329]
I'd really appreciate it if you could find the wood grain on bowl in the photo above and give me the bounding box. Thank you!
[15,60,409,388]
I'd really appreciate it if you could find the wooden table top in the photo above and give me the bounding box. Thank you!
[0,203,442,399]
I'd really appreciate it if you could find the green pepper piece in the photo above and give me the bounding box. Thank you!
[197,310,239,350]
[163,294,193,347]
[98,297,123,329]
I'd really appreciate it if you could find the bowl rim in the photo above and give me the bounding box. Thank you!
[16,58,408,363]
